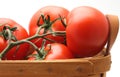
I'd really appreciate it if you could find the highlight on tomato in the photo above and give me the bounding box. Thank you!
[66,6,109,57]
[0,18,29,60]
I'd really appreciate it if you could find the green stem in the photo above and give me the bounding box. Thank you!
[18,40,43,57]
[0,43,14,59]
[26,31,66,41]
[0,29,66,59]
[35,24,47,35]
[0,29,13,59]
[42,37,56,43]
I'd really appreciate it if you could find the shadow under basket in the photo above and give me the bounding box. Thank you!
[0,15,119,77]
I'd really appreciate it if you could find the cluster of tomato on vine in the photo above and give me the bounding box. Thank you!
[0,6,109,60]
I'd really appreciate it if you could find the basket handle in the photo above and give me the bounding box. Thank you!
[105,15,119,56]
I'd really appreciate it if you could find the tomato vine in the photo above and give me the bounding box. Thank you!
[0,14,66,60]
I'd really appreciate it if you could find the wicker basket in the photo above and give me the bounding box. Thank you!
[0,15,119,77]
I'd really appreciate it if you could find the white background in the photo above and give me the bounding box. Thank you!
[0,0,120,77]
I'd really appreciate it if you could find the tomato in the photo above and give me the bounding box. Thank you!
[66,6,109,57]
[0,18,29,60]
[29,6,69,47]
[45,43,74,60]
[28,43,74,60]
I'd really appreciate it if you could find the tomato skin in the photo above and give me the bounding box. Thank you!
[29,6,69,47]
[66,6,109,57]
[0,18,29,60]
[45,43,73,60]
[28,43,74,60]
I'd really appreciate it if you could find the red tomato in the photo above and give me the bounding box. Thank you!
[66,6,109,57]
[29,6,69,47]
[0,18,29,60]
[28,43,74,60]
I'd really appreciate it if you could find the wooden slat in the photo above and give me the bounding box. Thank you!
[0,55,111,77]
